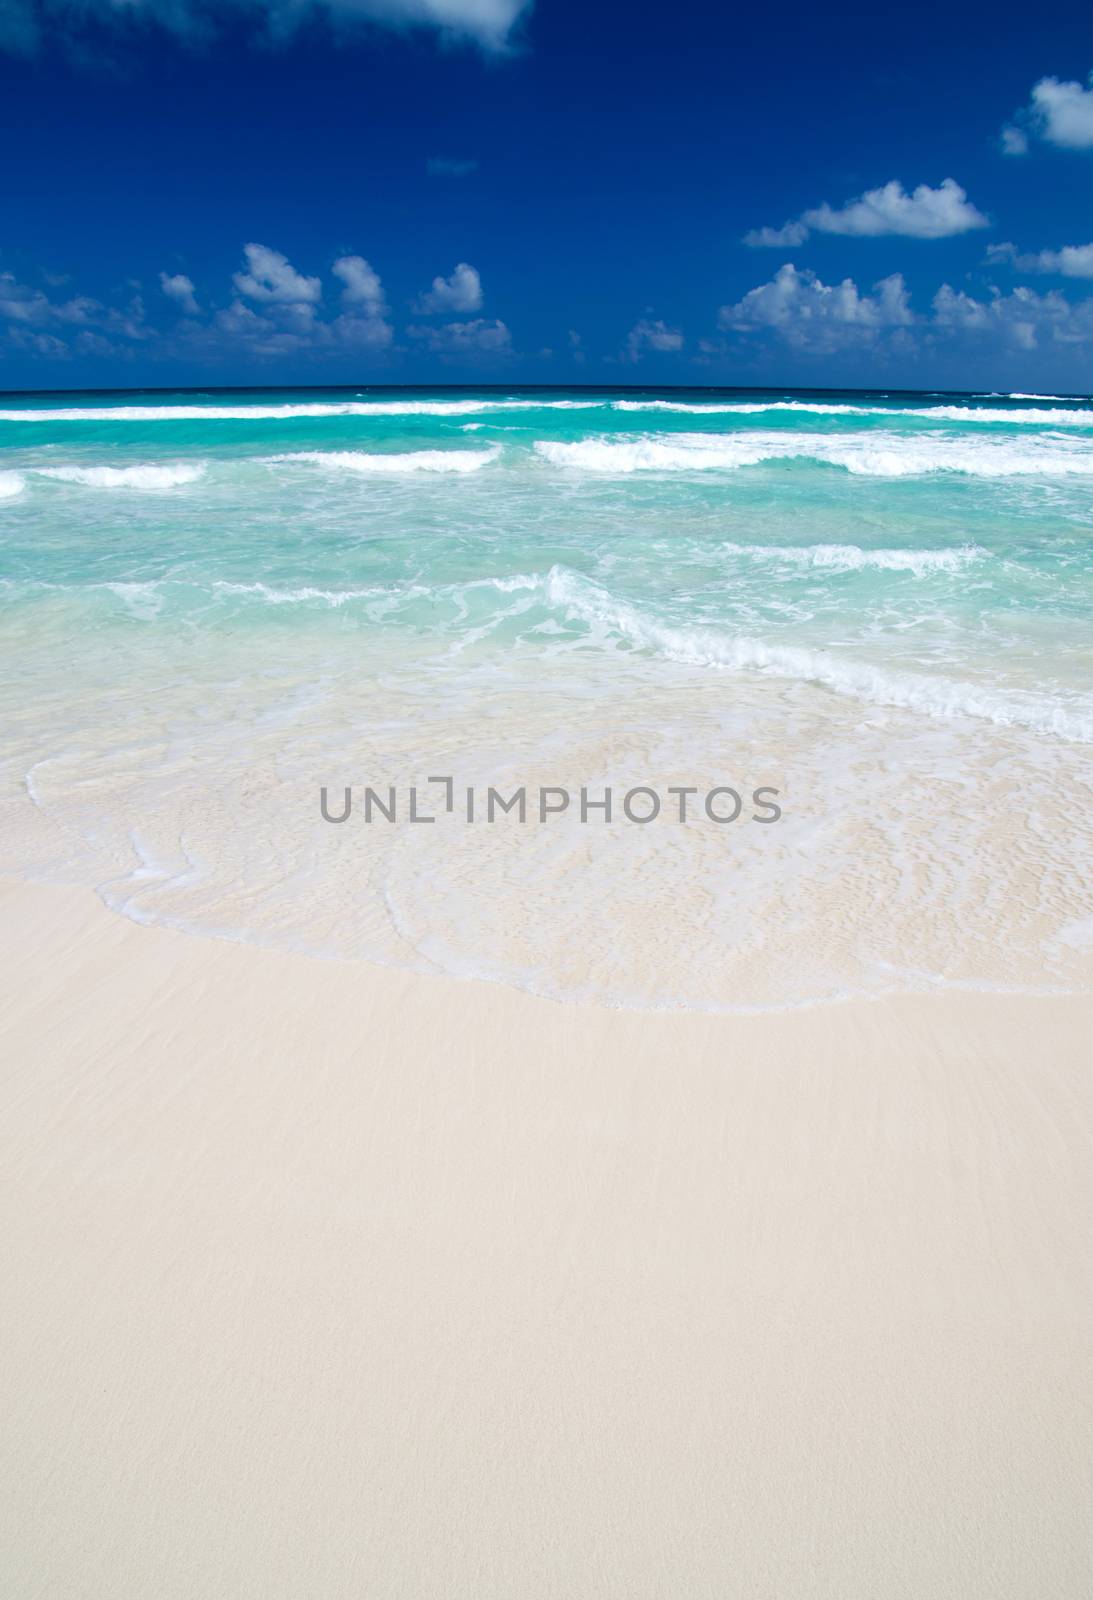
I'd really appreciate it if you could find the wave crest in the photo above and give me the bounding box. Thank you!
[610,400,1093,427]
[0,400,599,423]
[40,463,207,489]
[535,430,1093,477]
[264,447,501,474]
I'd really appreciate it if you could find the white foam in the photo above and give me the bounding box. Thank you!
[611,399,865,416]
[0,470,26,498]
[610,399,1093,427]
[535,430,1093,477]
[212,580,393,607]
[541,567,1093,742]
[5,395,1090,427]
[39,462,207,489]
[721,542,984,575]
[0,399,601,422]
[264,446,500,474]
[101,581,166,619]
[913,405,1093,427]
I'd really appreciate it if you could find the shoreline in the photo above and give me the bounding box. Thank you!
[3,875,1091,1596]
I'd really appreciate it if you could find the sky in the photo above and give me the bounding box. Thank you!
[1,0,1092,391]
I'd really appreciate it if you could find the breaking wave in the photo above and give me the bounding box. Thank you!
[4,394,1091,430]
[0,399,600,423]
[610,399,1093,427]
[263,446,501,473]
[40,462,208,489]
[0,471,26,498]
[535,430,1093,476]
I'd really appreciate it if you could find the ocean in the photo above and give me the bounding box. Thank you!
[2,385,1092,1008]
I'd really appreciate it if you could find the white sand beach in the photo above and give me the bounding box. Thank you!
[3,875,1091,1599]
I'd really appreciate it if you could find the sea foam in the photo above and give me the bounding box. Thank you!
[40,463,207,489]
[541,567,1093,742]
[0,400,599,423]
[720,543,984,575]
[535,430,1093,476]
[264,446,501,473]
[611,400,1093,427]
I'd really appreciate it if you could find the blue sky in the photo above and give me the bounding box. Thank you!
[1,0,1092,390]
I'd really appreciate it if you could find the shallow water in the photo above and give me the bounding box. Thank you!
[2,385,1092,1007]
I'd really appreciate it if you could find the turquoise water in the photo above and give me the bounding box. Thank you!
[2,386,1092,1006]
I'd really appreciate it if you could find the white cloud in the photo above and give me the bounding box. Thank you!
[414,262,483,314]
[329,257,392,347]
[332,254,386,310]
[0,272,99,326]
[0,244,403,363]
[930,282,1093,349]
[233,243,321,308]
[623,318,684,360]
[1026,73,1093,150]
[212,299,303,357]
[0,0,531,56]
[0,270,152,360]
[408,317,511,354]
[0,274,106,327]
[715,262,1093,364]
[744,220,809,249]
[990,241,1093,280]
[1002,73,1093,154]
[745,179,987,249]
[159,271,199,315]
[329,311,394,349]
[803,178,987,239]
[719,263,912,351]
[0,273,128,333]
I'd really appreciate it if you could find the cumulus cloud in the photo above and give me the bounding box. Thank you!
[744,220,809,249]
[0,269,153,360]
[414,262,483,314]
[714,260,1093,361]
[233,243,321,307]
[745,179,988,248]
[0,271,99,326]
[988,241,1093,280]
[0,244,433,364]
[931,282,1093,350]
[332,254,386,310]
[805,179,987,239]
[623,318,684,361]
[329,255,392,347]
[159,271,199,315]
[0,0,531,56]
[408,317,511,354]
[1004,72,1093,152]
[719,263,912,351]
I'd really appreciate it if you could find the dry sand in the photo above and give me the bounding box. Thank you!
[2,874,1091,1598]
